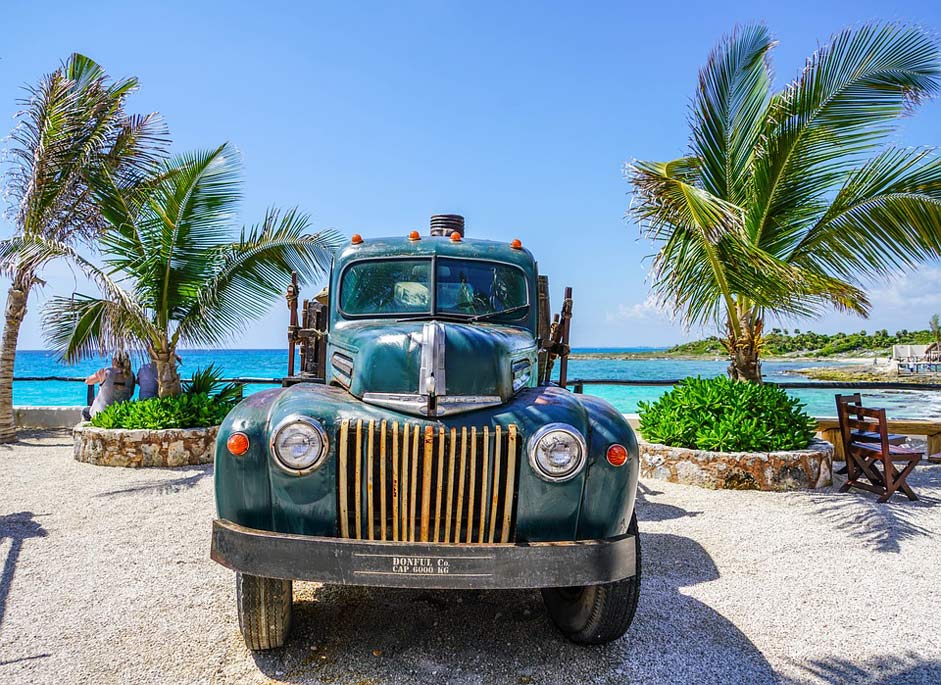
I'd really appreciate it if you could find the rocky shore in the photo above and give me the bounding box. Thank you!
[792,357,941,384]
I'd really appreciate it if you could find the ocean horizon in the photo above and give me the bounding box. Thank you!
[10,347,940,419]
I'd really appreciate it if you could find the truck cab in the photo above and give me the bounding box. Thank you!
[211,215,641,648]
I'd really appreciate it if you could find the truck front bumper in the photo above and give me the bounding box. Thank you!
[211,519,637,590]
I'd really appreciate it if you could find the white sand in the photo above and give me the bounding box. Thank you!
[1,431,939,684]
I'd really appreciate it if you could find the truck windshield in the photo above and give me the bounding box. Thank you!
[339,257,528,321]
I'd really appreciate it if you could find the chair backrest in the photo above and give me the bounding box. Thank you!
[843,405,889,453]
[837,394,858,455]
[836,393,863,448]
[835,393,862,411]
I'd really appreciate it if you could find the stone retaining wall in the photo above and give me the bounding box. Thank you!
[16,406,85,429]
[73,423,218,467]
[640,438,833,490]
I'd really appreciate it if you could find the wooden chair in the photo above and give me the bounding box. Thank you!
[838,404,922,503]
[833,394,905,475]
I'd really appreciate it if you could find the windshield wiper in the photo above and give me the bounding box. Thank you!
[395,303,530,324]
[395,313,472,323]
[469,303,530,322]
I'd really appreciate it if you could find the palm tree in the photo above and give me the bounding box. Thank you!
[13,143,343,397]
[628,24,941,382]
[930,314,940,348]
[0,54,166,440]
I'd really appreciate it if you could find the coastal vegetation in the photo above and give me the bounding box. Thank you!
[638,376,816,452]
[664,327,938,358]
[0,54,166,442]
[628,23,941,383]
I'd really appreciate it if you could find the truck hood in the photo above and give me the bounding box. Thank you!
[327,320,537,417]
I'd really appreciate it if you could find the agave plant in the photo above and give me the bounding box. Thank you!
[10,143,343,396]
[628,24,941,381]
[0,54,166,441]
[183,363,242,405]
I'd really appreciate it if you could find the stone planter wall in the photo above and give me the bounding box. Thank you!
[73,423,218,467]
[640,438,833,490]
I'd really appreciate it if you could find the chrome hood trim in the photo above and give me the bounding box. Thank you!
[362,392,503,417]
[418,321,446,397]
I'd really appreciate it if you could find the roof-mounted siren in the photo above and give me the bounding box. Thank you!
[430,214,465,238]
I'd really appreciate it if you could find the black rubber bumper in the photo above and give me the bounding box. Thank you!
[211,519,637,590]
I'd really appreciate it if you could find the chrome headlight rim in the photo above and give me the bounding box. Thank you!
[527,422,587,483]
[269,414,329,475]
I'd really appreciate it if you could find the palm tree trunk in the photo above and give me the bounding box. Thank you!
[152,348,181,397]
[724,310,764,383]
[0,276,32,443]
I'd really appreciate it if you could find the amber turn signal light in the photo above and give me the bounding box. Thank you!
[351,234,363,245]
[408,230,421,241]
[450,231,462,242]
[227,432,250,456]
[510,238,523,249]
[606,443,628,467]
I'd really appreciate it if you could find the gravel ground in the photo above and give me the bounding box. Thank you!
[1,430,940,685]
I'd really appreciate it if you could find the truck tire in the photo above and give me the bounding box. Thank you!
[541,513,641,645]
[236,573,293,650]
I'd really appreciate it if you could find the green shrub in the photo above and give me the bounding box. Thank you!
[637,376,816,452]
[90,365,242,430]
[90,392,234,430]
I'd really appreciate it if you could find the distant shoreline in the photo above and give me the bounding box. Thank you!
[568,350,874,362]
[569,350,941,385]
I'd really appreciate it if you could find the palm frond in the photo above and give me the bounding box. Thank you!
[0,234,154,341]
[790,147,941,280]
[93,112,170,188]
[141,144,243,316]
[3,53,167,258]
[630,155,872,326]
[174,207,344,347]
[630,158,744,243]
[92,163,181,282]
[747,23,941,247]
[42,294,151,362]
[690,24,774,205]
[631,158,755,325]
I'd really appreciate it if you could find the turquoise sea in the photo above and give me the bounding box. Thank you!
[11,347,941,419]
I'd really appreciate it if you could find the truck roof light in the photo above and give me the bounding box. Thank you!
[351,234,363,245]
[451,231,462,242]
[510,238,523,249]
[409,230,421,241]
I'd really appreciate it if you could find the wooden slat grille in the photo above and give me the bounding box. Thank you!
[337,420,519,543]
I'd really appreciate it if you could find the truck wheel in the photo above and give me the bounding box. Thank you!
[236,573,293,650]
[541,513,641,645]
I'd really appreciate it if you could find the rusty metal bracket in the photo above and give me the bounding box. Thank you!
[286,272,300,377]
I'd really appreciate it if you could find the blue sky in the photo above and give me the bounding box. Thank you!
[2,1,940,349]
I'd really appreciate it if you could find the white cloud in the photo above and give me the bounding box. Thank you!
[605,296,672,323]
[867,267,941,312]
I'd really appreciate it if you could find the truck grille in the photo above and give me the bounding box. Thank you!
[337,419,520,543]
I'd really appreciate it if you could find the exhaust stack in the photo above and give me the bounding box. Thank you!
[430,214,465,238]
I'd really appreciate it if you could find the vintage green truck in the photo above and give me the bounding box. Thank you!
[210,215,641,649]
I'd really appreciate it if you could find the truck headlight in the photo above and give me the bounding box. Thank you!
[270,415,329,474]
[527,423,587,482]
